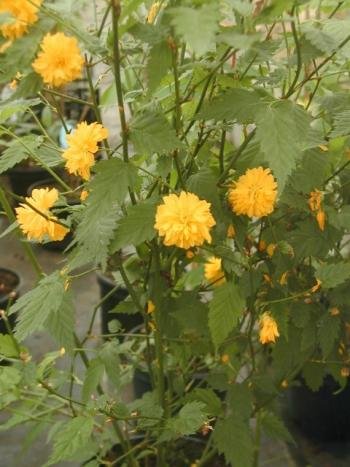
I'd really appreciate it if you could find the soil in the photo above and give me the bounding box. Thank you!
[0,269,19,303]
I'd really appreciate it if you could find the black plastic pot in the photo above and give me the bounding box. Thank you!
[0,267,20,334]
[96,272,143,336]
[27,178,77,252]
[285,375,350,442]
[7,164,50,198]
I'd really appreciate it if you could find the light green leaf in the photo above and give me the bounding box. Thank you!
[0,135,42,174]
[11,271,74,349]
[0,98,41,123]
[130,392,163,429]
[82,358,104,403]
[213,415,253,467]
[99,341,120,387]
[315,261,350,288]
[129,112,183,155]
[45,416,94,466]
[198,88,268,123]
[330,110,350,138]
[70,159,138,268]
[256,100,311,192]
[110,201,157,253]
[208,282,245,347]
[169,5,220,56]
[0,334,19,358]
[162,401,207,440]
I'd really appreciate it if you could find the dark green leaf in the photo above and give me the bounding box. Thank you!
[260,410,293,442]
[147,41,172,93]
[302,361,325,392]
[318,314,340,358]
[315,261,350,288]
[0,135,42,174]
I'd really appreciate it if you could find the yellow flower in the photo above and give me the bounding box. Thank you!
[309,190,323,212]
[147,1,161,23]
[15,188,69,242]
[316,210,326,231]
[147,300,155,314]
[258,239,266,252]
[62,122,108,180]
[204,257,225,286]
[80,189,89,201]
[221,354,230,364]
[0,0,42,40]
[266,243,276,257]
[227,224,236,238]
[341,367,350,378]
[155,192,216,249]
[32,32,84,87]
[279,271,288,286]
[228,167,277,218]
[259,313,279,344]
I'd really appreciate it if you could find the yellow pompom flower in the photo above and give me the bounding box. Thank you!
[155,192,216,249]
[15,188,69,242]
[204,257,225,286]
[259,313,279,344]
[309,189,326,231]
[228,167,277,218]
[32,32,84,87]
[147,1,161,23]
[0,0,42,40]
[62,122,108,180]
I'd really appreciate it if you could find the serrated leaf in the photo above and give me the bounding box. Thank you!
[0,135,42,174]
[0,98,41,123]
[213,415,253,467]
[147,40,172,93]
[208,282,245,347]
[198,88,267,123]
[70,159,138,268]
[130,392,163,429]
[129,112,183,155]
[302,361,325,392]
[186,388,222,416]
[11,271,74,349]
[110,201,157,253]
[260,410,293,442]
[45,416,94,466]
[162,401,207,440]
[169,5,220,56]
[330,110,350,138]
[228,383,253,421]
[0,334,19,358]
[303,23,337,54]
[256,100,311,192]
[318,314,340,358]
[46,291,75,351]
[99,341,120,387]
[82,358,104,403]
[315,261,350,288]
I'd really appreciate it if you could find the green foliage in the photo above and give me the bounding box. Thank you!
[302,361,325,392]
[161,401,207,440]
[0,334,19,358]
[147,41,172,93]
[0,134,43,175]
[315,261,350,288]
[129,112,183,155]
[45,416,95,466]
[11,271,74,350]
[110,201,157,252]
[70,159,138,268]
[260,410,293,442]
[82,358,104,403]
[318,313,340,358]
[169,4,220,56]
[208,282,245,347]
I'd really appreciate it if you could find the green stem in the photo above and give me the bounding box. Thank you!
[253,412,261,467]
[219,126,226,174]
[284,10,302,98]
[111,0,136,205]
[0,186,43,278]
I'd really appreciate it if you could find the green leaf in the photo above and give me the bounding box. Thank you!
[208,282,245,347]
[256,100,311,192]
[186,388,222,416]
[303,23,337,54]
[169,5,220,56]
[162,401,207,440]
[70,159,138,268]
[260,410,293,442]
[45,291,75,351]
[82,358,104,403]
[99,341,120,387]
[110,201,157,253]
[198,88,267,123]
[227,383,253,421]
[0,334,19,358]
[129,112,183,155]
[213,415,253,467]
[302,361,325,392]
[147,40,172,93]
[130,392,163,429]
[0,98,41,123]
[11,271,74,349]
[187,168,223,219]
[330,110,350,138]
[45,416,94,466]
[318,314,340,358]
[315,261,350,288]
[0,135,42,174]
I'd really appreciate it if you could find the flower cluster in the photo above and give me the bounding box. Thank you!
[0,0,42,40]
[62,122,109,180]
[15,188,69,242]
[32,32,84,87]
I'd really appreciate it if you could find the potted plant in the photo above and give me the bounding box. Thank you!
[1,0,350,465]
